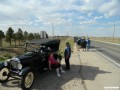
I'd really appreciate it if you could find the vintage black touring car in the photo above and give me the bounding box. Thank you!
[0,39,61,90]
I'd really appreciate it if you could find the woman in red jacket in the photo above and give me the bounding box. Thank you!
[48,53,65,77]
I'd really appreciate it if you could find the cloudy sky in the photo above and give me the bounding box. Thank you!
[0,0,120,37]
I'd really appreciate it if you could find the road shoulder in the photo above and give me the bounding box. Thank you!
[78,48,120,90]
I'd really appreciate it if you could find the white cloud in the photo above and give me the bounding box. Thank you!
[78,16,86,19]
[0,0,37,25]
[51,13,66,18]
[80,0,120,18]
[88,12,93,17]
[0,0,120,36]
[93,16,103,22]
[80,0,103,12]
[80,19,95,24]
[99,0,120,17]
[79,15,103,24]
[47,0,62,4]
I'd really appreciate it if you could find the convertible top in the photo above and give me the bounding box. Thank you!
[26,39,60,45]
[25,39,60,52]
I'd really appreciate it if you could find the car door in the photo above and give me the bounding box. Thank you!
[33,51,47,69]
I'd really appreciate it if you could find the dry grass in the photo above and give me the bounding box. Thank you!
[0,40,25,61]
[2,39,25,48]
[91,37,120,44]
[59,37,74,57]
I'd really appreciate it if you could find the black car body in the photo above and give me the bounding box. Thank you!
[77,38,85,47]
[0,39,61,90]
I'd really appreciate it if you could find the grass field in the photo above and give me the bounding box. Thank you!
[91,37,120,44]
[0,37,74,61]
[2,39,24,48]
[0,39,25,61]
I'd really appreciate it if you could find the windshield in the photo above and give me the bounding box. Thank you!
[26,43,41,52]
[24,52,35,56]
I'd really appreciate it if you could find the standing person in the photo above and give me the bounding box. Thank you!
[64,42,71,70]
[48,53,65,77]
[82,39,87,51]
[86,38,91,51]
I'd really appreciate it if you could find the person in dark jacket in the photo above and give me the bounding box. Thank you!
[82,39,87,51]
[64,42,71,70]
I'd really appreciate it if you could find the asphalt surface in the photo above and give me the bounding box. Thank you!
[91,41,120,66]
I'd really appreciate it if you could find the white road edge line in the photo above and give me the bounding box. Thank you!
[94,49,120,67]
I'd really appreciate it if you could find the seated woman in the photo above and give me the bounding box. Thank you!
[53,53,62,63]
[48,53,65,77]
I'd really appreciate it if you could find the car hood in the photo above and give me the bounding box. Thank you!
[16,52,35,60]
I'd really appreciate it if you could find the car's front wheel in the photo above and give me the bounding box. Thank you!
[0,67,10,83]
[21,70,34,90]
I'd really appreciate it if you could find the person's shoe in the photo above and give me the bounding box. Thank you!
[61,70,65,73]
[57,73,61,77]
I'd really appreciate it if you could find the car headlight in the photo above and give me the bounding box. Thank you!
[4,61,8,66]
[18,63,22,70]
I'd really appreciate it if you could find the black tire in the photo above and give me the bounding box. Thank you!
[21,69,34,90]
[0,67,10,83]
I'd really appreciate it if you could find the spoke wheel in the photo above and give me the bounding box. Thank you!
[0,67,10,83]
[21,70,34,90]
[25,72,34,88]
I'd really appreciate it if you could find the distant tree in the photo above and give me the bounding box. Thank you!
[28,33,34,40]
[13,33,17,47]
[34,33,37,39]
[0,30,5,48]
[23,31,28,42]
[34,33,40,39]
[16,28,24,45]
[5,27,14,46]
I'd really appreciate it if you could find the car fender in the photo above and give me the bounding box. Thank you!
[19,67,34,76]
[0,62,5,69]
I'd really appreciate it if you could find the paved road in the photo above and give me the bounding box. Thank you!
[91,41,120,65]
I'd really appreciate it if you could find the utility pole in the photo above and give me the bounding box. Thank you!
[52,23,54,39]
[67,31,68,37]
[113,22,115,40]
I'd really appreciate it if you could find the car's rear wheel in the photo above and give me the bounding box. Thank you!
[0,67,10,83]
[21,70,34,90]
